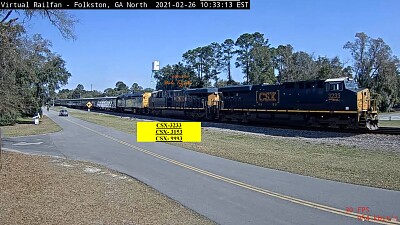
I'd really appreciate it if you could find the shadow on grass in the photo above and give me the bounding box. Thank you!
[16,118,34,125]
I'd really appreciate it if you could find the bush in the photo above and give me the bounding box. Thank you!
[0,110,19,126]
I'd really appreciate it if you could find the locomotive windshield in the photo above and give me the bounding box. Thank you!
[344,78,359,90]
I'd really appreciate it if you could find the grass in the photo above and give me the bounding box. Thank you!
[379,120,400,128]
[1,115,62,137]
[177,131,400,191]
[53,107,137,134]
[61,108,400,191]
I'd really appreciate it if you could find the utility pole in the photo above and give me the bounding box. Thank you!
[91,84,92,92]
[152,60,160,89]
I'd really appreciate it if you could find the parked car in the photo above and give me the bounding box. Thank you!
[59,109,68,116]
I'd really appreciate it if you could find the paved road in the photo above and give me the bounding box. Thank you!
[379,112,400,121]
[3,110,399,225]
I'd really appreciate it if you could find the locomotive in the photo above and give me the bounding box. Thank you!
[55,77,379,130]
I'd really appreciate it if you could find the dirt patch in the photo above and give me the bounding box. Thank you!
[0,151,215,225]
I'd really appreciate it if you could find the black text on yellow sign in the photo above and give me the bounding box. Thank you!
[137,122,201,142]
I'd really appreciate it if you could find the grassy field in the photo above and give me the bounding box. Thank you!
[1,115,62,137]
[61,108,400,191]
[379,120,400,127]
[0,151,215,225]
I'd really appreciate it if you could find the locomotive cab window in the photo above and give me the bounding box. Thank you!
[284,82,295,89]
[328,82,343,91]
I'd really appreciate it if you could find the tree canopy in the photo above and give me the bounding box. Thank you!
[0,10,76,125]
[152,31,399,112]
[1,9,398,123]
[344,32,400,111]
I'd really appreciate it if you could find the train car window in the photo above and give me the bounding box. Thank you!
[329,83,343,91]
[306,83,311,88]
[298,83,305,89]
[338,83,343,91]
[317,81,324,88]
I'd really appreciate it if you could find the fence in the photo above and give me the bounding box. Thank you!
[378,116,400,121]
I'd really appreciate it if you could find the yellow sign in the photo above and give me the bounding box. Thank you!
[137,122,201,142]
[86,102,92,108]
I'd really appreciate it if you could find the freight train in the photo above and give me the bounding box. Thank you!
[55,77,379,130]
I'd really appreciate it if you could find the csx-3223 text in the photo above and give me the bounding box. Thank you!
[156,2,196,8]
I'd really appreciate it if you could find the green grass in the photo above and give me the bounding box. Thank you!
[63,108,400,191]
[53,107,137,134]
[15,117,35,124]
[379,120,400,128]
[176,131,400,191]
[1,115,62,137]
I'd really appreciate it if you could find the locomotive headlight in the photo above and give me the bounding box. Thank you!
[345,107,349,110]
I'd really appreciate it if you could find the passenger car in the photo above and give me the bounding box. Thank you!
[59,109,68,116]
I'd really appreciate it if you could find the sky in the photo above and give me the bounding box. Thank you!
[24,0,400,92]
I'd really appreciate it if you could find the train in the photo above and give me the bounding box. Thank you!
[55,77,379,130]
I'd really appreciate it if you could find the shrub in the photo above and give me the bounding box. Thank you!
[0,110,19,126]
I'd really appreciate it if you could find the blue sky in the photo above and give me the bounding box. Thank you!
[26,0,399,92]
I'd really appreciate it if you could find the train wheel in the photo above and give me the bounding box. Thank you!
[366,120,378,130]
[366,114,379,130]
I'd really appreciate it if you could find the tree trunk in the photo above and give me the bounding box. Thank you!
[228,61,231,82]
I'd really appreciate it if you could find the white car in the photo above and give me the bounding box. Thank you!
[59,109,68,116]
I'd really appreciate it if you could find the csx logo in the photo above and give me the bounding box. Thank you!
[258,92,278,102]
[175,96,185,102]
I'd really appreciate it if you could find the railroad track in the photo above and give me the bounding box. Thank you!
[368,127,400,135]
